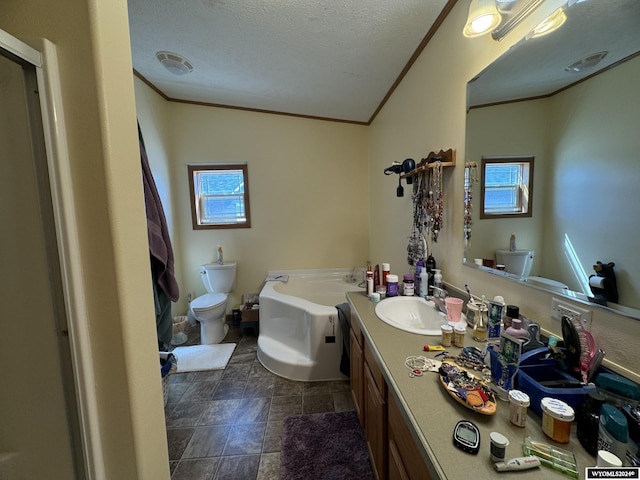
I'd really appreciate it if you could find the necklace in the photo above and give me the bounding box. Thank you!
[464,162,478,246]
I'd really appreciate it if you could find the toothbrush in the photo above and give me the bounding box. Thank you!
[465,284,475,304]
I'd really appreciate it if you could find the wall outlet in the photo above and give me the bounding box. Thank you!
[550,297,592,329]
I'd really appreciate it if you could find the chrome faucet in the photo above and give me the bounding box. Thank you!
[428,286,449,314]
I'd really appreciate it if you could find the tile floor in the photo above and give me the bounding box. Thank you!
[165,323,355,480]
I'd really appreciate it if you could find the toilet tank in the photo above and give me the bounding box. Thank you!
[201,262,237,293]
[495,250,534,277]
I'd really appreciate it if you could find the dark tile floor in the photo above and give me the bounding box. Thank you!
[165,323,354,480]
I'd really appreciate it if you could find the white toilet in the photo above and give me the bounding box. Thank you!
[189,262,237,344]
[495,249,534,277]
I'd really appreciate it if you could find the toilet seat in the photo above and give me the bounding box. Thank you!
[191,293,226,313]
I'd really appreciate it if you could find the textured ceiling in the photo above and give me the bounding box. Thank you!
[469,0,640,107]
[127,0,451,124]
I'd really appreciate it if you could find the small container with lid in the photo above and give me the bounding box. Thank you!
[441,324,453,347]
[386,274,399,297]
[453,325,466,347]
[402,274,415,296]
[541,397,575,444]
[489,432,510,462]
[509,390,530,428]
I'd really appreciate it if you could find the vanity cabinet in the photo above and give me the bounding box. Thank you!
[364,340,387,479]
[351,312,387,478]
[349,327,364,425]
[350,310,432,480]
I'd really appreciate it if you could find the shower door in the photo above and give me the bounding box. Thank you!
[0,36,85,479]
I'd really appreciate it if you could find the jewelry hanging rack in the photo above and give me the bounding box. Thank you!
[401,148,456,179]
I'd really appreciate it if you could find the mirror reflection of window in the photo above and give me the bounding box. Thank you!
[480,156,533,218]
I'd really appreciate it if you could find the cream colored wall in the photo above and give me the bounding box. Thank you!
[2,1,170,479]
[546,56,640,308]
[165,103,369,313]
[133,83,369,315]
[465,99,550,264]
[464,58,639,307]
[369,0,640,383]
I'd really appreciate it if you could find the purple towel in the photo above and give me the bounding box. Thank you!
[140,131,179,302]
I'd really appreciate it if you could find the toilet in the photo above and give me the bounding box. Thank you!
[495,249,534,277]
[526,276,569,292]
[189,262,237,344]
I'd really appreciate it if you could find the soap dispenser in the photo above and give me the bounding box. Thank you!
[433,269,443,289]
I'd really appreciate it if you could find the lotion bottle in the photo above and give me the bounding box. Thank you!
[419,269,429,297]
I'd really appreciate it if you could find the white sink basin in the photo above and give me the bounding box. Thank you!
[374,296,447,335]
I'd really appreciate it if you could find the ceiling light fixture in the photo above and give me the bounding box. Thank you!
[564,51,608,73]
[463,0,502,37]
[528,7,567,38]
[156,51,194,75]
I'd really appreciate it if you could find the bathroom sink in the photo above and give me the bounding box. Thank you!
[374,297,447,335]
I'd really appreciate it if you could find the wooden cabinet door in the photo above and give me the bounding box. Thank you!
[364,362,387,480]
[388,395,431,480]
[388,437,409,480]
[350,329,364,426]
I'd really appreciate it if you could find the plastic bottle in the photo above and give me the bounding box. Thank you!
[577,391,607,455]
[433,269,443,289]
[504,318,530,340]
[366,270,374,297]
[598,404,629,463]
[419,268,429,297]
[509,234,516,252]
[505,305,519,329]
[415,259,425,296]
[426,255,436,295]
[382,263,390,287]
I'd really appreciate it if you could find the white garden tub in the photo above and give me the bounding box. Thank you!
[257,268,363,381]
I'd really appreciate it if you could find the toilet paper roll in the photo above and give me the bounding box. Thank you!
[589,276,606,289]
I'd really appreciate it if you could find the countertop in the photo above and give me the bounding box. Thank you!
[346,291,596,480]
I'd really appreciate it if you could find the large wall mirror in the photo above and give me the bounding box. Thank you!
[464,0,640,319]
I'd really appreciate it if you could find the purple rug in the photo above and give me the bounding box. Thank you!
[280,410,374,480]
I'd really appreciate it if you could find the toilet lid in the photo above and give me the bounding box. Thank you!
[191,293,226,311]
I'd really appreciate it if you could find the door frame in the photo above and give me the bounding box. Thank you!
[0,29,104,480]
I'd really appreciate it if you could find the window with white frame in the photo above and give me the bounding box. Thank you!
[480,157,533,218]
[188,164,251,229]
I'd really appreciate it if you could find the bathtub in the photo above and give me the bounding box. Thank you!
[257,268,364,381]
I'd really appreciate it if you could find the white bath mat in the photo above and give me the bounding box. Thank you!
[172,344,236,372]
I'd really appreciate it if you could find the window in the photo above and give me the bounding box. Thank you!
[480,157,533,218]
[188,164,251,229]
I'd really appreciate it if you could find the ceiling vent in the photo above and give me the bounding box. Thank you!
[564,51,608,73]
[156,51,194,75]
